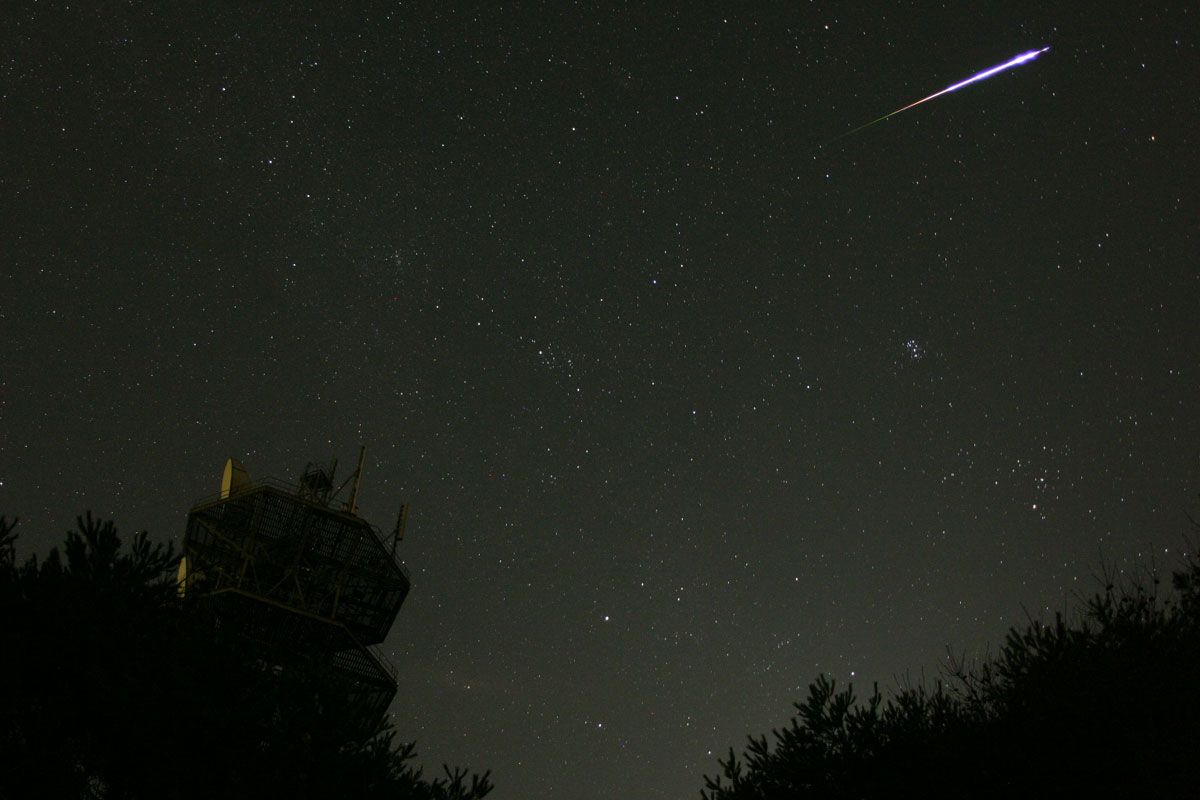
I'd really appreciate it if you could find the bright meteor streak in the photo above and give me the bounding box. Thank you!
[833,47,1050,142]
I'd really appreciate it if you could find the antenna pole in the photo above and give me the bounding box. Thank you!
[326,458,338,504]
[391,503,409,556]
[347,446,366,516]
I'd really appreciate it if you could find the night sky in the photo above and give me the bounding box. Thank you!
[3,3,1198,798]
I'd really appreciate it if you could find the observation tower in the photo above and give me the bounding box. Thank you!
[177,449,410,720]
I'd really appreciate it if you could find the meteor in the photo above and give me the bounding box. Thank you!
[831,47,1050,142]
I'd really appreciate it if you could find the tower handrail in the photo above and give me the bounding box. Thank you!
[188,477,411,578]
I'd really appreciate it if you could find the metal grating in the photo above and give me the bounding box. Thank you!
[189,587,398,719]
[180,476,410,726]
[184,484,409,646]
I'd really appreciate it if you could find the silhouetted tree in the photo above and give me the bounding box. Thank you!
[0,514,492,800]
[704,550,1200,799]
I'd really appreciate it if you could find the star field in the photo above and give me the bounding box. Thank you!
[2,4,1198,799]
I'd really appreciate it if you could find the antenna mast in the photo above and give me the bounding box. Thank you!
[391,503,410,556]
[346,445,367,516]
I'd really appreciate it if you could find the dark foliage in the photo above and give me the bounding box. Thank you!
[0,514,492,800]
[704,552,1200,799]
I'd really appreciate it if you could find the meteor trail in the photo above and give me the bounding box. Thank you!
[830,47,1050,143]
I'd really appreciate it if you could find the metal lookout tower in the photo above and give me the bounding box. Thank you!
[177,448,411,720]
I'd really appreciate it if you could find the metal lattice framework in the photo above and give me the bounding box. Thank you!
[181,475,410,721]
[187,587,400,718]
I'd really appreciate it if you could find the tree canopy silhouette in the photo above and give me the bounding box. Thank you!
[704,550,1200,799]
[0,514,492,800]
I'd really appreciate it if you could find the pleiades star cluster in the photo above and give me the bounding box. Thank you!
[2,4,1197,798]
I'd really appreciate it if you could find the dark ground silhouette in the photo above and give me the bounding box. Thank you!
[0,514,492,800]
[703,542,1200,799]
[7,511,1197,799]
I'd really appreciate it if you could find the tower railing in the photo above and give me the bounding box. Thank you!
[188,476,410,580]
